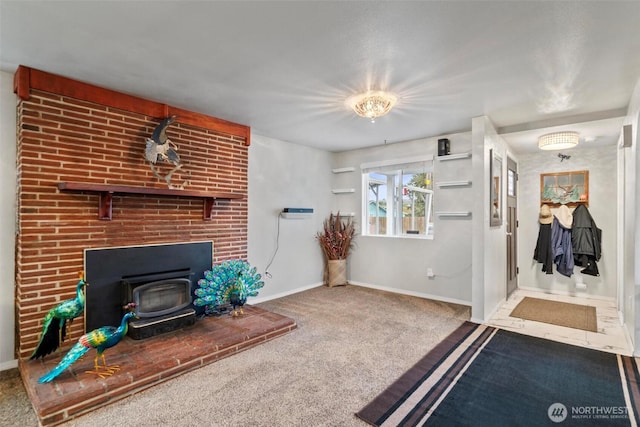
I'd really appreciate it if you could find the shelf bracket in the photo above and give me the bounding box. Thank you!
[204,198,214,221]
[98,192,114,221]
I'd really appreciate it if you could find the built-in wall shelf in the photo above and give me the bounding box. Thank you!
[436,153,472,161]
[57,182,243,221]
[435,211,472,218]
[436,180,472,188]
[332,188,355,194]
[332,167,356,173]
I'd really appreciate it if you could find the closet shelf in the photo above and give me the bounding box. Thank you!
[436,153,472,161]
[332,188,355,194]
[331,167,356,173]
[436,180,472,188]
[435,211,472,218]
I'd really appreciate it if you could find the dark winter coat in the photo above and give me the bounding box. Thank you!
[572,204,602,260]
[571,204,602,276]
[534,223,553,274]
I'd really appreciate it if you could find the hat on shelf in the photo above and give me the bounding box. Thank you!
[555,204,573,229]
[539,204,553,225]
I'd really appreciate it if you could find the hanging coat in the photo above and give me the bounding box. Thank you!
[572,204,602,276]
[534,222,553,274]
[551,217,574,277]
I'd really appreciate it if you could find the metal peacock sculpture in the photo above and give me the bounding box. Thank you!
[194,260,264,316]
[30,272,88,360]
[38,303,138,383]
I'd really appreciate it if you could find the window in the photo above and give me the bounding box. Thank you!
[362,157,434,238]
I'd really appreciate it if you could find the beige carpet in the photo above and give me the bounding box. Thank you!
[510,297,597,332]
[0,285,470,427]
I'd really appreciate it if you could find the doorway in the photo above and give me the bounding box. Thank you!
[506,156,518,297]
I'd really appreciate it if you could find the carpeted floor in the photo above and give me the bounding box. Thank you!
[509,297,597,332]
[0,368,36,426]
[0,285,470,427]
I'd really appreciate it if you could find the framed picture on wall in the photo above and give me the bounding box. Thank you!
[540,170,589,207]
[490,149,502,227]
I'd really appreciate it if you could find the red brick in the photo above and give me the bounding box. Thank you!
[16,80,248,369]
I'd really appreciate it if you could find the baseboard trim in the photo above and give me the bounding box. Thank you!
[249,282,324,304]
[483,296,506,323]
[347,281,471,307]
[249,280,472,308]
[0,359,18,372]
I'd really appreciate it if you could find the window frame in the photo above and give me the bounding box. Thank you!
[361,155,434,240]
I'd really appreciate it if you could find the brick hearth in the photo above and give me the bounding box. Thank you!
[20,305,296,426]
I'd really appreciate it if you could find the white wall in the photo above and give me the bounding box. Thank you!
[625,77,640,353]
[247,134,333,302]
[518,147,617,298]
[0,70,17,370]
[333,132,473,306]
[619,129,635,346]
[472,116,508,322]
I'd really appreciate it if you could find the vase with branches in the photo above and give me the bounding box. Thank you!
[316,212,356,286]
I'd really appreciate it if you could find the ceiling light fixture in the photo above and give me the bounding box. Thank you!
[347,91,397,123]
[537,131,579,150]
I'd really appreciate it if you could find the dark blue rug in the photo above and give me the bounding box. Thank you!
[357,322,640,426]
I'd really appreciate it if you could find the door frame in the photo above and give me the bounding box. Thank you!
[506,156,518,297]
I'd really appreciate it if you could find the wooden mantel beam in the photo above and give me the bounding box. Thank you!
[13,65,251,146]
[58,182,244,221]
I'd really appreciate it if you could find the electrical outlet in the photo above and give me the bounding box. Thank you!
[427,268,435,278]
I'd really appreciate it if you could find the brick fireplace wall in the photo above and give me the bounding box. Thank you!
[14,66,249,358]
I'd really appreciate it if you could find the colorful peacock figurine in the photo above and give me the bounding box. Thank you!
[38,303,138,383]
[194,260,264,316]
[30,272,88,360]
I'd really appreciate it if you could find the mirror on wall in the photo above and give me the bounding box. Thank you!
[490,149,502,227]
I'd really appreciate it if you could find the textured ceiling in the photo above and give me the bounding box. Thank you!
[1,1,639,153]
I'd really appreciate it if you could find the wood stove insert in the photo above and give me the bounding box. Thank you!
[121,270,194,339]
